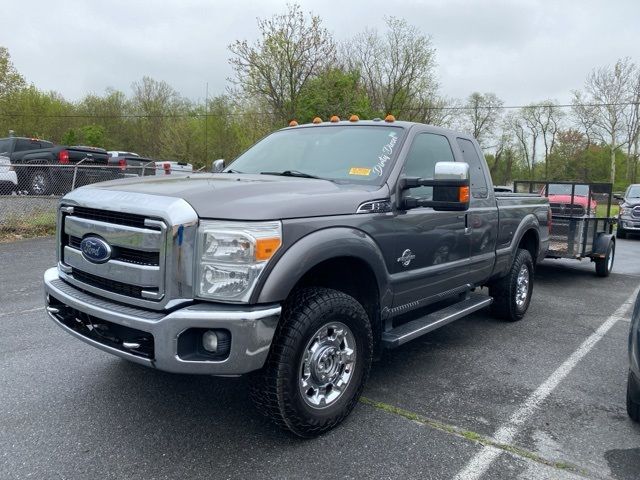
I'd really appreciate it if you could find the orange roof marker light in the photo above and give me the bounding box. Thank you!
[349,115,359,122]
[312,117,322,124]
[384,114,396,123]
[330,115,340,123]
[289,120,298,127]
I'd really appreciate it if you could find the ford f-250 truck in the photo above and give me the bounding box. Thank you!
[43,118,550,437]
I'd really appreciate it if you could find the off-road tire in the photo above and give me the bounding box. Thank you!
[595,241,614,277]
[627,370,640,422]
[249,287,373,438]
[488,248,534,322]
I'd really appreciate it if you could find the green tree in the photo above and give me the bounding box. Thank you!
[297,68,371,123]
[228,3,335,124]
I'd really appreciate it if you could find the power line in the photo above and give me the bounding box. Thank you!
[0,101,638,118]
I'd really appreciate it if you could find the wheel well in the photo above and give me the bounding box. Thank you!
[293,257,381,339]
[518,228,539,263]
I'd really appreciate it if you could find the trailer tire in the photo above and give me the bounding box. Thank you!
[595,240,614,277]
[489,248,533,322]
[249,287,372,438]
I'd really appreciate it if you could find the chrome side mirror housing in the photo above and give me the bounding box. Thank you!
[211,159,225,173]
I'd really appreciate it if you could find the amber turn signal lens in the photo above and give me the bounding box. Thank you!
[459,186,470,203]
[384,114,395,122]
[349,115,359,122]
[256,238,282,261]
[312,117,322,124]
[330,115,340,123]
[289,120,298,127]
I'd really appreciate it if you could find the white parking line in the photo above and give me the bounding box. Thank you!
[454,286,639,480]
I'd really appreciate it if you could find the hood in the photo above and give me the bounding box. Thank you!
[547,194,596,208]
[87,173,388,220]
[622,197,640,208]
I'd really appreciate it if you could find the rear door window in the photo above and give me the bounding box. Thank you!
[0,139,12,155]
[14,139,41,152]
[456,138,488,198]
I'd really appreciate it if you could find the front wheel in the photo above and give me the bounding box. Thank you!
[488,248,534,322]
[250,287,373,437]
[627,370,640,422]
[595,241,614,277]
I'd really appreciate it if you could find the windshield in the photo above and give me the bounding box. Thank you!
[627,185,640,198]
[227,125,405,184]
[547,184,590,197]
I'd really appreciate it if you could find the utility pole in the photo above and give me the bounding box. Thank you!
[204,82,209,165]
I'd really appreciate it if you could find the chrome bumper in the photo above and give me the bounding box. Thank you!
[43,267,280,375]
[619,218,640,231]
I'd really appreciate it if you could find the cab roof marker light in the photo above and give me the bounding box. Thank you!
[330,115,340,123]
[289,120,298,127]
[384,114,396,123]
[349,115,359,122]
[312,117,322,124]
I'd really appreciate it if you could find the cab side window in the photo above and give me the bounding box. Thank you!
[14,139,39,152]
[456,138,488,198]
[403,133,455,199]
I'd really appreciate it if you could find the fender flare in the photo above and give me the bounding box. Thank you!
[510,213,542,260]
[592,232,614,258]
[254,227,392,307]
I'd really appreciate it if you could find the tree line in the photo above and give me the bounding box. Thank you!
[0,4,638,189]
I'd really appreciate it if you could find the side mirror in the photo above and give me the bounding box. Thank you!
[400,161,470,211]
[211,159,225,173]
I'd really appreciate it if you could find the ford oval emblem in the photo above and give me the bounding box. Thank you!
[80,236,112,264]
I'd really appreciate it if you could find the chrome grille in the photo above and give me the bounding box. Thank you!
[60,206,167,305]
[56,188,199,311]
[549,203,586,216]
[633,206,640,218]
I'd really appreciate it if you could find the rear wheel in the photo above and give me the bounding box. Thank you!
[627,370,640,422]
[250,287,373,437]
[488,248,534,322]
[28,169,50,195]
[595,241,614,277]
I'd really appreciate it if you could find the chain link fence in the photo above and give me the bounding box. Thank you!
[0,163,203,236]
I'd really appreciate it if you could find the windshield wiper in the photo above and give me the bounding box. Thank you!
[260,170,324,180]
[224,168,244,173]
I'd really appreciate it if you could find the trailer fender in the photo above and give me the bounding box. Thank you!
[592,233,614,259]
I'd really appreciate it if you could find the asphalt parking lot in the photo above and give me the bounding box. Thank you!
[1,236,639,480]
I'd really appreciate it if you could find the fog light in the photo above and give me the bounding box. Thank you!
[202,330,218,353]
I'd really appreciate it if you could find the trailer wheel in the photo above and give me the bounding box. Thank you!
[250,287,372,437]
[595,240,614,277]
[488,248,533,322]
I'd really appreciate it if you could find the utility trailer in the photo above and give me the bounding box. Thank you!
[514,181,616,277]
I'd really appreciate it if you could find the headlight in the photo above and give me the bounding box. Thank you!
[196,221,282,302]
[620,206,632,217]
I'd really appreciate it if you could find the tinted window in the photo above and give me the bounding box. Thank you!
[0,139,11,155]
[456,138,488,198]
[547,184,589,197]
[14,139,40,152]
[402,133,455,198]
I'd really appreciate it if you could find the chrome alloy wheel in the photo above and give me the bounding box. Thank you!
[299,322,356,409]
[607,246,614,272]
[515,264,530,309]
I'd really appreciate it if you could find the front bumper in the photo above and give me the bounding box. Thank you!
[43,267,280,375]
[619,217,640,231]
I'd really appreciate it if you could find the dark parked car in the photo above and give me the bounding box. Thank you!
[108,151,156,177]
[628,290,640,422]
[617,184,640,239]
[0,137,114,195]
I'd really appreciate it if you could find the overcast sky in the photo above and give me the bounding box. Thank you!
[1,0,639,106]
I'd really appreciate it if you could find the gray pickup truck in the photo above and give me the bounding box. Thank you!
[44,119,550,437]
